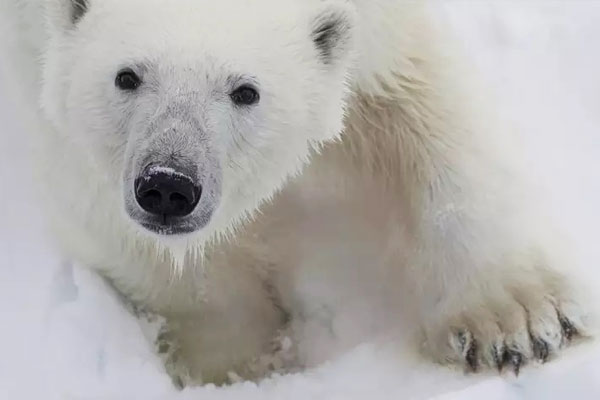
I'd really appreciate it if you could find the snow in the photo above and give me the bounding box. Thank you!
[146,165,188,179]
[1,2,600,399]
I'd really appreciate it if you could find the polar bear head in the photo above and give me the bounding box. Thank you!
[40,0,356,247]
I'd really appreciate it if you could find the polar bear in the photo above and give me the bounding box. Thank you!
[0,0,592,387]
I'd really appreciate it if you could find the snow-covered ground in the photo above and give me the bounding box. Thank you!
[1,2,600,399]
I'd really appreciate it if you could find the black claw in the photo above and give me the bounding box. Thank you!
[503,349,524,376]
[158,342,170,354]
[559,316,578,341]
[458,331,469,350]
[157,331,169,342]
[492,344,504,372]
[465,339,479,372]
[532,338,549,362]
[173,376,184,390]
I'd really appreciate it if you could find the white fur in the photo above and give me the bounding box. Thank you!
[1,0,593,386]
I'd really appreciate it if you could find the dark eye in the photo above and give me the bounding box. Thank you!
[115,68,141,91]
[230,85,260,106]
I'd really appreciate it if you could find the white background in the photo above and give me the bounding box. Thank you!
[1,2,600,399]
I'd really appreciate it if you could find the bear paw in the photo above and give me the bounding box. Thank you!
[423,271,591,374]
[155,323,193,389]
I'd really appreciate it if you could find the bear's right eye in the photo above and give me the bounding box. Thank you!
[230,85,260,106]
[115,68,142,91]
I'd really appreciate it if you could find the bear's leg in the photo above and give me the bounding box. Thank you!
[153,248,291,387]
[153,313,295,387]
[342,74,592,373]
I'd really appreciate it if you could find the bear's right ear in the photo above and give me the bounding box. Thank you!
[310,3,356,66]
[70,0,89,24]
[46,0,90,31]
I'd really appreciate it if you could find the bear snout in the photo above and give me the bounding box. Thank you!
[135,165,202,222]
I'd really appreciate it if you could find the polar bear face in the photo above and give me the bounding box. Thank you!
[41,0,355,242]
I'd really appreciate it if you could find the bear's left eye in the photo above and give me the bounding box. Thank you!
[230,85,260,106]
[115,68,142,91]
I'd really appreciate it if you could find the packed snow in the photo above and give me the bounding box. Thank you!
[1,3,600,399]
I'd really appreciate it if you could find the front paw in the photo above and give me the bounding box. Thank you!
[155,322,193,389]
[423,269,591,374]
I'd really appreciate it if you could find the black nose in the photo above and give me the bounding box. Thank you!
[135,167,202,219]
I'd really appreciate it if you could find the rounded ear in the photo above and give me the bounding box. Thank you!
[70,0,89,23]
[46,0,90,31]
[310,2,356,65]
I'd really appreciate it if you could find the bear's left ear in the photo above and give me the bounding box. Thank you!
[46,0,90,32]
[310,4,355,65]
[70,0,89,24]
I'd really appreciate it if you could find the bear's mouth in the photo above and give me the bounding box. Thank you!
[132,206,216,236]
[140,220,198,236]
